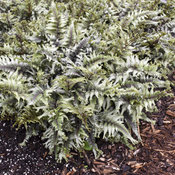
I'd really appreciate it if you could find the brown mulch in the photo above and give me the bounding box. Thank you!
[85,96,175,175]
[0,98,175,175]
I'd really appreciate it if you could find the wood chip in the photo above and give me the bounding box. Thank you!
[110,160,120,168]
[128,161,145,173]
[93,161,106,165]
[108,145,112,149]
[72,167,76,172]
[151,124,155,133]
[82,151,91,166]
[153,130,161,134]
[168,104,175,110]
[142,126,150,133]
[163,121,171,124]
[134,163,145,169]
[127,161,137,166]
[61,167,67,175]
[102,168,114,174]
[99,157,105,161]
[133,149,140,155]
[154,149,175,154]
[43,151,47,159]
[91,168,96,172]
[92,165,102,175]
[66,171,73,175]
[70,152,78,156]
[166,110,175,117]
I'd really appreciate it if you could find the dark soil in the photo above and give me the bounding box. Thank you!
[0,98,175,175]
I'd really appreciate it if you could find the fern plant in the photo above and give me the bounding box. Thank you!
[0,0,174,162]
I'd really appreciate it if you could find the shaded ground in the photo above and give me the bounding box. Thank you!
[0,97,175,175]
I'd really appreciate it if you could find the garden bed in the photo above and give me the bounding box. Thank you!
[0,0,175,174]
